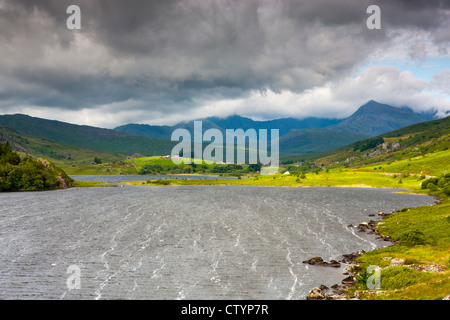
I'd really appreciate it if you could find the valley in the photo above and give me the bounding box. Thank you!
[1,101,449,300]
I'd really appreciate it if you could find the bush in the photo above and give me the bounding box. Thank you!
[353,137,384,152]
[380,267,433,290]
[0,142,73,192]
[399,230,429,246]
[421,175,450,192]
[427,183,438,191]
[443,186,450,196]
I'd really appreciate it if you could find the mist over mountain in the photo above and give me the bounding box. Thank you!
[0,100,438,158]
[114,115,342,140]
[114,100,436,154]
[330,100,434,137]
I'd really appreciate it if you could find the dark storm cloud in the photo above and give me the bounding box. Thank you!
[0,0,449,124]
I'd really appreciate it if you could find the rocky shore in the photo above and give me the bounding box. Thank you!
[305,209,399,300]
[305,250,365,300]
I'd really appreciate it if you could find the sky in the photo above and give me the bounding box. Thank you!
[0,0,449,128]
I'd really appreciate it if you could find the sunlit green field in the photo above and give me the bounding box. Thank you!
[353,198,450,300]
[359,149,450,176]
[126,168,424,189]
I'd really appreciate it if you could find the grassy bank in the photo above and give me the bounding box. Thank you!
[125,168,425,189]
[64,155,260,177]
[351,193,449,300]
[358,149,450,176]
[73,180,118,188]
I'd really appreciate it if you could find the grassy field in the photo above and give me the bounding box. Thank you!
[351,195,450,300]
[73,180,118,188]
[358,149,450,176]
[64,162,138,175]
[125,168,425,189]
[65,155,261,176]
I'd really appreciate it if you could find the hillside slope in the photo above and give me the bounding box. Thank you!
[310,116,450,171]
[0,114,175,156]
[0,141,74,192]
[114,115,342,140]
[0,125,127,167]
[114,100,433,156]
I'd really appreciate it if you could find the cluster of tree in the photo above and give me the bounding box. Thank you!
[284,162,322,174]
[211,164,243,173]
[138,162,262,176]
[353,137,385,152]
[0,142,73,192]
[421,173,450,196]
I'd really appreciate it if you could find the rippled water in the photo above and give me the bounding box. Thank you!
[0,183,435,300]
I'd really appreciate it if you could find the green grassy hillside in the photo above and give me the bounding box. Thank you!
[0,141,74,192]
[0,125,128,167]
[0,114,175,156]
[299,116,450,170]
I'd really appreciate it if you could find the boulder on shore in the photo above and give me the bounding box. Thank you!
[302,257,341,267]
[342,276,356,285]
[340,250,365,264]
[306,287,326,300]
[303,257,324,265]
[389,258,405,267]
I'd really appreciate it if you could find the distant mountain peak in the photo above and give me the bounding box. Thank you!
[356,100,400,113]
[333,100,428,136]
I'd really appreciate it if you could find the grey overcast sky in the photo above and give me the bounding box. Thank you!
[0,0,449,128]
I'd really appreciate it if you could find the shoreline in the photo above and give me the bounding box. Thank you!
[306,193,444,300]
[305,207,401,300]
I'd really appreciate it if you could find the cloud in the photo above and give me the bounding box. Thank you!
[177,66,450,122]
[0,0,449,127]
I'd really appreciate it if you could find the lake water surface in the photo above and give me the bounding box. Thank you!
[0,179,436,299]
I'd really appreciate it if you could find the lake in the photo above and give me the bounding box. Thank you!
[0,180,435,299]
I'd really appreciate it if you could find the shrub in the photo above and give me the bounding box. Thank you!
[399,230,429,246]
[427,183,438,191]
[380,267,433,290]
[443,186,450,197]
[437,179,447,188]
[353,137,384,152]
[0,143,73,192]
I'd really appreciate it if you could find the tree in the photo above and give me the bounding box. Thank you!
[93,157,102,164]
[248,163,261,172]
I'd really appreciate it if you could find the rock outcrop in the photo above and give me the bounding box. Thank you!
[302,257,341,268]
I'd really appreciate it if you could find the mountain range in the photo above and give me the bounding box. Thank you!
[0,100,439,162]
[0,114,175,157]
[114,100,436,155]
